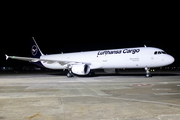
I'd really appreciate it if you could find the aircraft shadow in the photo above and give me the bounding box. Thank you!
[48,71,180,77]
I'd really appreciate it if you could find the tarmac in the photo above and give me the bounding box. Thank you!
[0,71,180,120]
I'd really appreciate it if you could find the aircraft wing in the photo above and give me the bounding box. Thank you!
[5,55,91,66]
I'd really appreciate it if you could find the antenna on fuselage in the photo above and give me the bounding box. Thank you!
[144,45,147,47]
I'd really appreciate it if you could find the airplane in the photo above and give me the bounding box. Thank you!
[5,37,175,78]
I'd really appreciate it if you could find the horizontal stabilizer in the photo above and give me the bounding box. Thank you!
[5,54,9,60]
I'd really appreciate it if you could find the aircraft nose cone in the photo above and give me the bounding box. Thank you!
[168,55,175,65]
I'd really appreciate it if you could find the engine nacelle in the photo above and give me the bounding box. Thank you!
[71,64,90,75]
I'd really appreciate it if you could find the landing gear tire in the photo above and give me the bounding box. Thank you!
[67,72,74,78]
[146,73,151,77]
[145,67,152,78]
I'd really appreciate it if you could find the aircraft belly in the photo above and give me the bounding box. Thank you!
[90,61,102,69]
[42,62,66,69]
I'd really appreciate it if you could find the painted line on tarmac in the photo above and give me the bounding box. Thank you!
[131,83,154,87]
[152,88,171,91]
[154,93,180,95]
[92,96,180,107]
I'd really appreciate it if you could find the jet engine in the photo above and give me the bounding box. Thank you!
[71,64,90,75]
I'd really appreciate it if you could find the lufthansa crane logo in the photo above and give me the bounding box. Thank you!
[31,45,38,56]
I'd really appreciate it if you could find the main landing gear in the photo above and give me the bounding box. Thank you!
[67,71,74,78]
[145,67,151,77]
[66,65,74,78]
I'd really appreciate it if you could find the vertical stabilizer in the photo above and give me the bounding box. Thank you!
[31,37,44,58]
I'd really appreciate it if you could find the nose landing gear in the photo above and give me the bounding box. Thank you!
[145,67,152,77]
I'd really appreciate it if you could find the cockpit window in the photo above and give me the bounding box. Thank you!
[161,51,167,54]
[154,51,167,55]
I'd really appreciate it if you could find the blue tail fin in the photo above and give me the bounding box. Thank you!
[31,37,44,58]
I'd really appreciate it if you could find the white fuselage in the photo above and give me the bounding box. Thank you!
[40,47,174,70]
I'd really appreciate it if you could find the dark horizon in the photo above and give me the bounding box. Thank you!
[1,7,179,67]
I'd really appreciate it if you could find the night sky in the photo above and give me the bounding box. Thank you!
[1,5,179,68]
